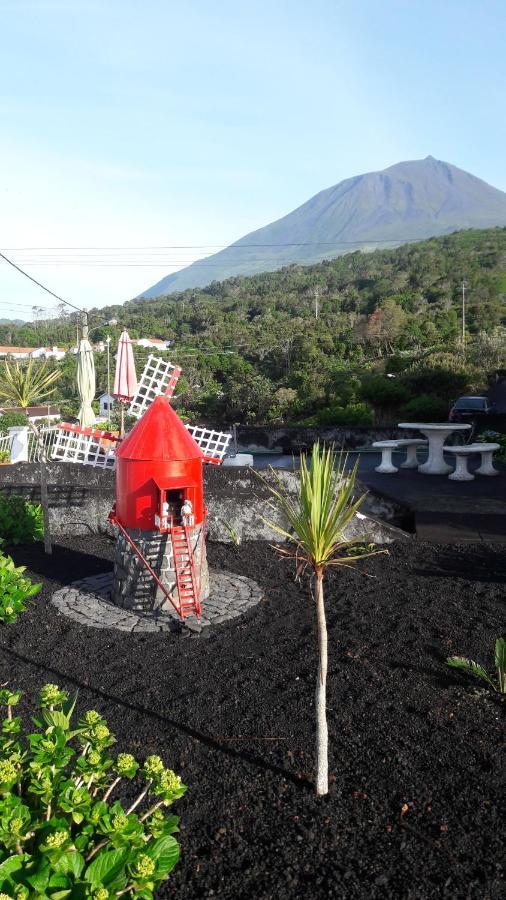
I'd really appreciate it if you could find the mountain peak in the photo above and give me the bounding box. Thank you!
[140,158,506,298]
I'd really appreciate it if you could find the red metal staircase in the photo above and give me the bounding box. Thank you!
[171,521,201,619]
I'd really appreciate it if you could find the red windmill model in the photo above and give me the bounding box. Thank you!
[110,395,210,620]
[52,353,231,621]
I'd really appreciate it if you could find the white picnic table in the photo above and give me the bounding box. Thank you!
[398,422,471,475]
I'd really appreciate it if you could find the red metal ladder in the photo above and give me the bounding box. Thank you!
[170,520,201,619]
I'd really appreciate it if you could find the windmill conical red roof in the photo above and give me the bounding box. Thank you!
[116,396,204,462]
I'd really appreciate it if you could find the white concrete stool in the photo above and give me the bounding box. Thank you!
[373,440,401,474]
[447,442,500,481]
[396,439,429,469]
[475,442,500,476]
[446,447,476,481]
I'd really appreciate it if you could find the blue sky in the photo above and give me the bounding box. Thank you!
[1,0,505,318]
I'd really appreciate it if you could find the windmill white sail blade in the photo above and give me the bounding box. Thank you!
[128,355,182,420]
[186,425,231,463]
[51,424,118,469]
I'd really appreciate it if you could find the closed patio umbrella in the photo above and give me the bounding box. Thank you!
[113,329,137,435]
[77,333,96,428]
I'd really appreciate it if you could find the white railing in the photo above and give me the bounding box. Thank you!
[0,433,13,458]
[27,425,60,462]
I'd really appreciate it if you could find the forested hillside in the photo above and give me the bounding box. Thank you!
[1,228,505,426]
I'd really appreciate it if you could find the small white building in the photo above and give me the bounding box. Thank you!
[0,346,34,359]
[135,337,171,350]
[31,346,67,361]
[99,393,115,418]
[0,405,60,423]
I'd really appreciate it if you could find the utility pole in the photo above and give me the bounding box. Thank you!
[314,287,319,320]
[461,280,466,355]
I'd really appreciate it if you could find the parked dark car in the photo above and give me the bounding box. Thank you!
[448,396,495,422]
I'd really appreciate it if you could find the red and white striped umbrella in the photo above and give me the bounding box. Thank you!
[113,330,137,402]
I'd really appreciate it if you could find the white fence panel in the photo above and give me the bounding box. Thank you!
[28,425,60,462]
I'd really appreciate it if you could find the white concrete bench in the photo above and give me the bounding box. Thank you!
[446,442,500,481]
[373,439,428,474]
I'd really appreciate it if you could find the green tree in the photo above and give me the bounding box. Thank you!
[0,360,61,554]
[258,444,379,795]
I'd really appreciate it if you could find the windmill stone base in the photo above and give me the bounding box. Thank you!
[111,526,209,615]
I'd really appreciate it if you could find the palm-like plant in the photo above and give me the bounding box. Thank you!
[447,637,505,694]
[258,442,382,795]
[0,360,61,554]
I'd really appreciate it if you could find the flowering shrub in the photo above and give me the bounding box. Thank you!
[0,685,186,897]
[477,430,506,461]
[0,554,41,624]
[0,495,44,545]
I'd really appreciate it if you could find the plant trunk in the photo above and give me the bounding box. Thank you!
[315,567,328,796]
[28,421,52,555]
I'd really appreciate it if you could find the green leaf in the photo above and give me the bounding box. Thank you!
[0,853,25,878]
[28,859,51,892]
[495,637,506,672]
[42,710,73,731]
[48,873,70,889]
[84,847,128,888]
[446,656,496,689]
[145,834,180,876]
[53,850,85,878]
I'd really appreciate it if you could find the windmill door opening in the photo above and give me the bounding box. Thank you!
[155,486,195,532]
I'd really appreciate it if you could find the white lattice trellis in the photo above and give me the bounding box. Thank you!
[51,424,119,469]
[128,355,182,420]
[186,424,231,462]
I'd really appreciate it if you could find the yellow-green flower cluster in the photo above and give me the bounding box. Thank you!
[93,890,109,900]
[112,813,128,831]
[115,752,138,777]
[158,769,182,793]
[39,684,67,707]
[143,755,164,779]
[45,830,67,849]
[133,854,156,878]
[10,817,23,834]
[84,710,102,726]
[0,760,17,784]
[91,724,110,743]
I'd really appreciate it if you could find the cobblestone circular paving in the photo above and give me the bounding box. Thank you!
[51,570,264,635]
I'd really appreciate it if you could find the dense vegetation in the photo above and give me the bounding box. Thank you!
[1,228,505,425]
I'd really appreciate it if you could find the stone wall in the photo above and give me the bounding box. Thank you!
[235,419,506,452]
[235,424,418,453]
[0,461,410,544]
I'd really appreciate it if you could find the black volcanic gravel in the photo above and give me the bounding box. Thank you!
[0,536,504,900]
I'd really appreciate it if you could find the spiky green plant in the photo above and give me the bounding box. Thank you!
[447,637,506,694]
[0,359,61,410]
[257,442,383,796]
[0,360,61,555]
[222,520,241,547]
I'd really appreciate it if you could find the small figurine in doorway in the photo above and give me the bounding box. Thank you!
[181,498,193,525]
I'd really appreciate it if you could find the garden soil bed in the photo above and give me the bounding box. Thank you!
[0,536,504,899]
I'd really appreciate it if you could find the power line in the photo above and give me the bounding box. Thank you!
[2,237,435,251]
[0,251,83,314]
